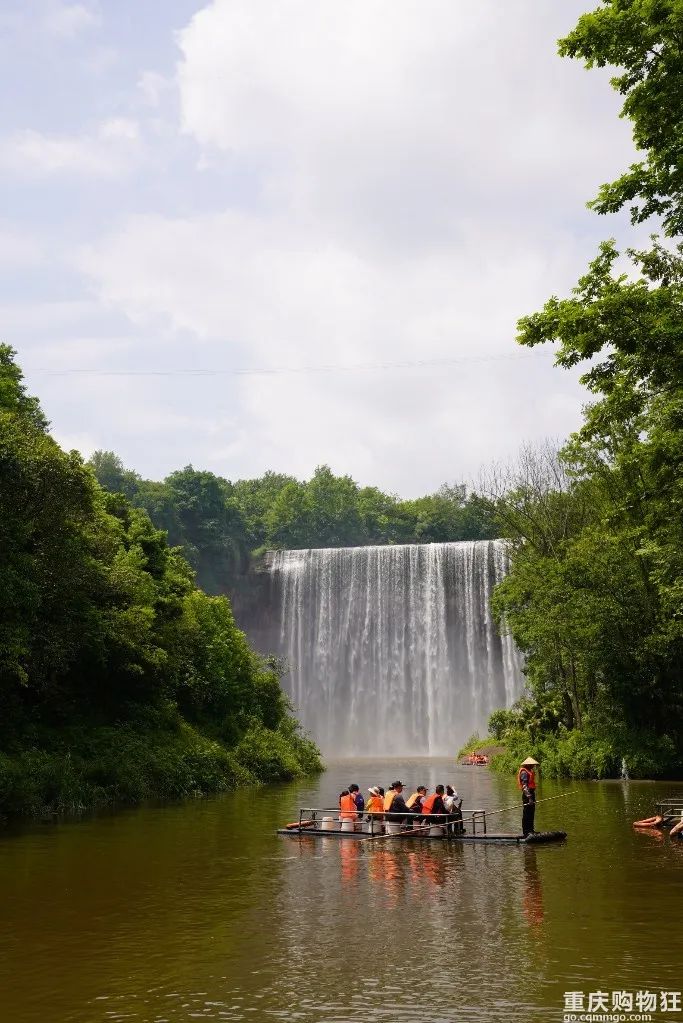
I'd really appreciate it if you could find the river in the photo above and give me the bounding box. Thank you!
[1,759,682,1023]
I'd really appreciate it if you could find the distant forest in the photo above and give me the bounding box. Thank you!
[88,453,498,594]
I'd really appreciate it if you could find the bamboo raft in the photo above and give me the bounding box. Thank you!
[278,807,567,845]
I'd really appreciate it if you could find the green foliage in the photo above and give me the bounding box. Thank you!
[489,724,679,780]
[489,728,620,780]
[232,471,297,548]
[0,713,310,818]
[491,241,683,778]
[487,709,517,742]
[0,348,321,818]
[88,450,140,500]
[559,0,683,236]
[456,733,484,757]
[485,5,683,781]
[92,453,497,593]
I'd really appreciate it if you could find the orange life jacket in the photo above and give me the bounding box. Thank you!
[339,793,358,820]
[383,790,395,812]
[366,795,383,814]
[517,767,536,789]
[406,792,422,809]
[422,793,440,814]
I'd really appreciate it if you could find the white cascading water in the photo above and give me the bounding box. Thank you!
[268,539,523,755]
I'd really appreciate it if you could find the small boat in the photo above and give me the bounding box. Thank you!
[462,753,489,766]
[278,807,567,845]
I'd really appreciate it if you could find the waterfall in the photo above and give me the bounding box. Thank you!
[268,539,523,755]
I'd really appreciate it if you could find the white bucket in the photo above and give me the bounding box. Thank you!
[321,816,337,832]
[386,822,403,835]
[340,819,354,832]
[429,824,445,837]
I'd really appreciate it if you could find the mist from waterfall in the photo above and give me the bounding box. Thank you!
[268,539,523,755]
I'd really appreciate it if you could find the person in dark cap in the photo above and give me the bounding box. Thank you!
[518,757,539,836]
[385,781,414,824]
[349,783,364,815]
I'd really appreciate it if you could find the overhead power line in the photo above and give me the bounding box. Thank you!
[28,350,553,378]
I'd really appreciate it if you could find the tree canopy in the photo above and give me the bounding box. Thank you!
[88,456,498,594]
[480,1,683,779]
[559,0,683,235]
[0,346,320,815]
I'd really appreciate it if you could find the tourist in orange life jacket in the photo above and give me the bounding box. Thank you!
[383,783,396,812]
[406,786,427,812]
[421,785,446,822]
[366,787,383,816]
[518,757,539,837]
[339,789,359,822]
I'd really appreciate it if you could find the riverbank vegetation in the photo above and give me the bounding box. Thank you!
[475,1,683,780]
[88,455,497,594]
[0,348,320,818]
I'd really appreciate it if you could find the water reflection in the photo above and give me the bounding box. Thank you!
[521,848,544,929]
[0,760,682,1023]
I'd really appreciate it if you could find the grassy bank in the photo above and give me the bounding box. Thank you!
[458,726,680,780]
[0,705,322,819]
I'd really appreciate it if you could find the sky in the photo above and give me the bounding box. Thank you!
[1,0,640,497]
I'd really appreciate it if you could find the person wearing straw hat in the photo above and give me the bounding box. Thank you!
[366,786,383,817]
[517,757,539,837]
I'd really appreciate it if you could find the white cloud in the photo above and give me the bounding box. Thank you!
[73,0,637,492]
[79,208,589,492]
[42,2,99,38]
[176,0,634,251]
[0,118,141,178]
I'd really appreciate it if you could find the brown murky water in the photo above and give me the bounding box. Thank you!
[1,758,682,1023]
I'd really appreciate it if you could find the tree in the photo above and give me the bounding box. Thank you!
[160,467,248,593]
[559,0,683,235]
[88,450,140,500]
[264,466,365,549]
[305,465,364,547]
[0,345,103,700]
[0,346,321,812]
[357,486,406,543]
[232,471,297,548]
[495,241,683,752]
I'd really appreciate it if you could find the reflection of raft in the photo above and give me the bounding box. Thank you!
[278,808,567,845]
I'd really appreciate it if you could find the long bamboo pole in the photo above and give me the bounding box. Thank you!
[360,792,577,841]
[462,790,578,822]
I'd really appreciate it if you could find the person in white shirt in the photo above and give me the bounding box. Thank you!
[444,785,463,833]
